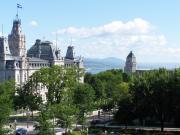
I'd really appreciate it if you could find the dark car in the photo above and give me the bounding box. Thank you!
[90,119,103,125]
[16,128,27,135]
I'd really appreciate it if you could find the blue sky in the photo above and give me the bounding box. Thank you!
[0,0,180,62]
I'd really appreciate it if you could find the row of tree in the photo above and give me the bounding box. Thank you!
[14,65,94,135]
[0,81,15,134]
[115,68,180,131]
[85,69,130,111]
[85,68,180,132]
[1,66,180,133]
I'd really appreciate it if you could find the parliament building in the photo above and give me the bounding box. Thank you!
[0,16,84,101]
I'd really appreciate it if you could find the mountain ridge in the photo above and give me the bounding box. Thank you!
[84,57,180,74]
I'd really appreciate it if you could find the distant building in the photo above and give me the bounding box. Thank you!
[124,51,136,74]
[0,15,84,101]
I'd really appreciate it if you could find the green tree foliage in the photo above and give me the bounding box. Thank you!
[32,65,78,105]
[114,97,135,128]
[172,68,180,126]
[105,68,180,131]
[52,104,78,131]
[37,107,54,135]
[85,74,105,108]
[130,73,153,125]
[149,69,172,131]
[14,79,43,113]
[85,69,130,111]
[73,83,95,125]
[0,81,15,133]
[28,65,82,130]
[118,68,178,131]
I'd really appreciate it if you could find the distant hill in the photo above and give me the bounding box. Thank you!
[84,57,124,74]
[84,57,180,74]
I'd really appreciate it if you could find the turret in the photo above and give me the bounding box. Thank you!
[0,37,11,60]
[8,17,26,57]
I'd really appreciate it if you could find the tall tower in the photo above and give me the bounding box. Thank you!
[124,51,136,74]
[8,17,26,57]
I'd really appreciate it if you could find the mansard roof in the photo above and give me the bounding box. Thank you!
[28,57,49,63]
[65,46,75,60]
[27,39,57,61]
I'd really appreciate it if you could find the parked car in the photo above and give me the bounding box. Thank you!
[15,128,27,135]
[90,119,103,125]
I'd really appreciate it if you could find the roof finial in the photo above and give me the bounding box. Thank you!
[56,32,58,50]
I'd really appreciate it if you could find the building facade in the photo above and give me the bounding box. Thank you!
[0,16,84,101]
[124,51,136,74]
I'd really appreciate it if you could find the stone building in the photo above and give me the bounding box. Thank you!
[0,16,84,101]
[124,51,136,74]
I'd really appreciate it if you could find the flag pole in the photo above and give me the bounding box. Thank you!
[16,4,18,19]
[56,32,58,50]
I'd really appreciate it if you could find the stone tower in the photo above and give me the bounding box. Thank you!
[0,37,11,71]
[8,18,26,57]
[124,51,136,74]
[0,37,11,60]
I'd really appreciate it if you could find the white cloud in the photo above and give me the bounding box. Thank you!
[29,21,38,27]
[56,18,151,38]
[52,18,180,63]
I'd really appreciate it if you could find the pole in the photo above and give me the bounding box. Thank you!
[56,32,57,50]
[1,24,3,36]
[16,4,18,19]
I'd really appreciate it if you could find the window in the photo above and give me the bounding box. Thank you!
[24,73,26,81]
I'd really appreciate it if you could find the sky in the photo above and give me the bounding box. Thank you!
[0,0,180,63]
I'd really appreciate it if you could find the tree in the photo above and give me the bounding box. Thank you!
[114,96,135,128]
[73,83,95,127]
[171,68,180,126]
[30,65,81,130]
[130,69,173,131]
[149,69,172,131]
[32,65,78,105]
[53,104,78,131]
[14,78,43,117]
[130,73,153,125]
[37,106,54,135]
[0,81,15,134]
